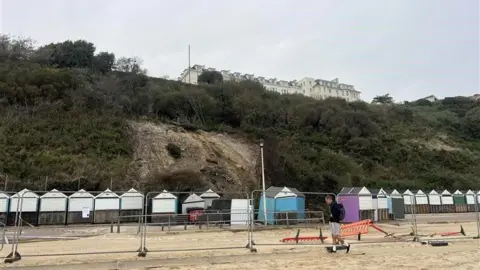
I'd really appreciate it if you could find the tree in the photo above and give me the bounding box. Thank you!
[0,35,35,62]
[198,70,223,84]
[114,57,146,74]
[372,94,394,104]
[93,52,115,74]
[464,107,480,138]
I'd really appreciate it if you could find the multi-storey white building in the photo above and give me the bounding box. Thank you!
[179,64,361,102]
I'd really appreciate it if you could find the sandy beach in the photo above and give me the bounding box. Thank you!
[0,222,479,269]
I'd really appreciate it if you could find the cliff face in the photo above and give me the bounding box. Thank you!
[129,121,259,194]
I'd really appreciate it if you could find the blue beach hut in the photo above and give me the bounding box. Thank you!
[258,186,305,225]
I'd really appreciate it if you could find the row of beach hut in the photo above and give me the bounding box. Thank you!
[402,189,479,214]
[0,186,478,227]
[0,188,253,226]
[337,187,480,223]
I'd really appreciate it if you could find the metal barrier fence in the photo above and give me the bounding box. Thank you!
[247,190,337,252]
[404,194,480,242]
[115,210,324,233]
[5,189,143,263]
[3,189,480,265]
[137,191,250,256]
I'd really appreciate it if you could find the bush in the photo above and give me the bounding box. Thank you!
[166,143,182,159]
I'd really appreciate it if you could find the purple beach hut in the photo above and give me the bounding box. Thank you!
[337,187,373,223]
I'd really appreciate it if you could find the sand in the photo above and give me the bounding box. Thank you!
[0,222,479,269]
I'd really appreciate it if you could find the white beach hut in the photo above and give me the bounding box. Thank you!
[8,189,39,226]
[119,188,144,222]
[67,189,95,224]
[39,189,67,225]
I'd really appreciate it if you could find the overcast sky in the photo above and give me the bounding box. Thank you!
[1,0,479,101]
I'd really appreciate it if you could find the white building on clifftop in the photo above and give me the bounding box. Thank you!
[179,64,361,102]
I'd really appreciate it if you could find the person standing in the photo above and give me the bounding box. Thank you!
[325,195,350,253]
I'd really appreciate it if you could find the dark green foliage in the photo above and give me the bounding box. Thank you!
[372,94,394,104]
[166,143,182,159]
[1,35,479,192]
[198,71,223,84]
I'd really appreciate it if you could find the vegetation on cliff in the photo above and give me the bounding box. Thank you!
[1,35,479,192]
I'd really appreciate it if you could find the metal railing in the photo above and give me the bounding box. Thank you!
[3,189,480,265]
[403,194,480,242]
[5,189,143,263]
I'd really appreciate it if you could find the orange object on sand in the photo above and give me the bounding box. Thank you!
[340,219,372,237]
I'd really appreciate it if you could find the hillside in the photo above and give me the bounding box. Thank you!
[1,36,479,193]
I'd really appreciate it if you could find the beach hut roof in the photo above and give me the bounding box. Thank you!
[441,190,452,196]
[265,186,305,198]
[428,190,441,195]
[40,189,67,198]
[415,190,426,196]
[154,190,177,199]
[453,190,464,195]
[370,188,387,198]
[11,188,39,198]
[200,189,220,198]
[339,187,354,194]
[465,190,475,195]
[0,192,9,199]
[183,193,203,203]
[95,188,119,198]
[120,188,144,197]
[340,187,370,195]
[390,189,401,195]
[69,189,95,198]
[403,189,413,195]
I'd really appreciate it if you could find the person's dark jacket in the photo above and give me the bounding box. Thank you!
[329,201,342,223]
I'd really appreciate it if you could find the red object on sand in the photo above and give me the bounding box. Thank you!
[440,232,460,236]
[280,236,328,243]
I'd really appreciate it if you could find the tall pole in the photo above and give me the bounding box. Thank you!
[188,45,191,84]
[475,192,480,238]
[260,139,267,225]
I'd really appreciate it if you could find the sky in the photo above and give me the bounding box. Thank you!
[1,0,479,102]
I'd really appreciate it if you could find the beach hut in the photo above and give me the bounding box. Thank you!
[0,192,9,224]
[67,189,94,224]
[258,186,306,225]
[387,190,404,219]
[210,199,232,224]
[182,194,205,214]
[38,189,67,225]
[402,190,414,214]
[230,199,253,226]
[465,190,476,212]
[8,189,39,226]
[119,188,144,222]
[370,189,388,222]
[337,187,373,223]
[151,190,178,224]
[200,189,221,208]
[414,190,429,214]
[428,190,442,213]
[93,189,120,224]
[453,190,467,213]
[440,190,455,213]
